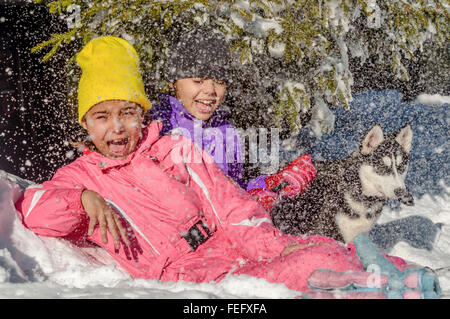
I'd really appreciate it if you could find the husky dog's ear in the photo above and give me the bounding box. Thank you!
[395,124,413,153]
[361,124,384,155]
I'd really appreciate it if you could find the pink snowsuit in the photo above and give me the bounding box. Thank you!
[17,121,406,292]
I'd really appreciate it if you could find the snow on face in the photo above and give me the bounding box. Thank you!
[81,100,144,159]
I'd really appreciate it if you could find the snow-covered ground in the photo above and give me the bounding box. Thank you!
[0,173,449,299]
[374,182,450,298]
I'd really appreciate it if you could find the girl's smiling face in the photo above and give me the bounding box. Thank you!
[174,78,227,121]
[81,100,144,160]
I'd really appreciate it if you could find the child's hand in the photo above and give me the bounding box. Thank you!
[81,190,132,250]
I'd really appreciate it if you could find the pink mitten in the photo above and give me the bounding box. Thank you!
[265,154,316,198]
[248,188,279,211]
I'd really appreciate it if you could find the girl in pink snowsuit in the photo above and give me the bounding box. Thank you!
[17,36,407,293]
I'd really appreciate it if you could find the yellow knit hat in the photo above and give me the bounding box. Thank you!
[76,36,152,123]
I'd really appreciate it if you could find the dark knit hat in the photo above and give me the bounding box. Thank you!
[165,28,233,83]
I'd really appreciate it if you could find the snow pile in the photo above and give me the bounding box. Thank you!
[0,175,449,298]
[415,94,450,107]
[378,181,450,270]
[377,183,450,297]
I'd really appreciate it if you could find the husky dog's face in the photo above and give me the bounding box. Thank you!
[358,124,414,205]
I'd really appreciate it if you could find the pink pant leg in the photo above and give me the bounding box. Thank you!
[233,242,363,292]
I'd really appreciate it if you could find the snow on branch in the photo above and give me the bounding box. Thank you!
[32,0,449,135]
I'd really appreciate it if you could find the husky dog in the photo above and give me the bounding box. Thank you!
[270,124,414,243]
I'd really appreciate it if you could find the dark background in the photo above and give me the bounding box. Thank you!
[0,0,79,183]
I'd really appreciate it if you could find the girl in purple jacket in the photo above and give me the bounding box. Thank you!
[149,28,316,211]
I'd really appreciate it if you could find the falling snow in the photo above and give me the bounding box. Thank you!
[0,0,449,300]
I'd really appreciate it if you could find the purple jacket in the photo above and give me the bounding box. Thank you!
[149,94,245,188]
